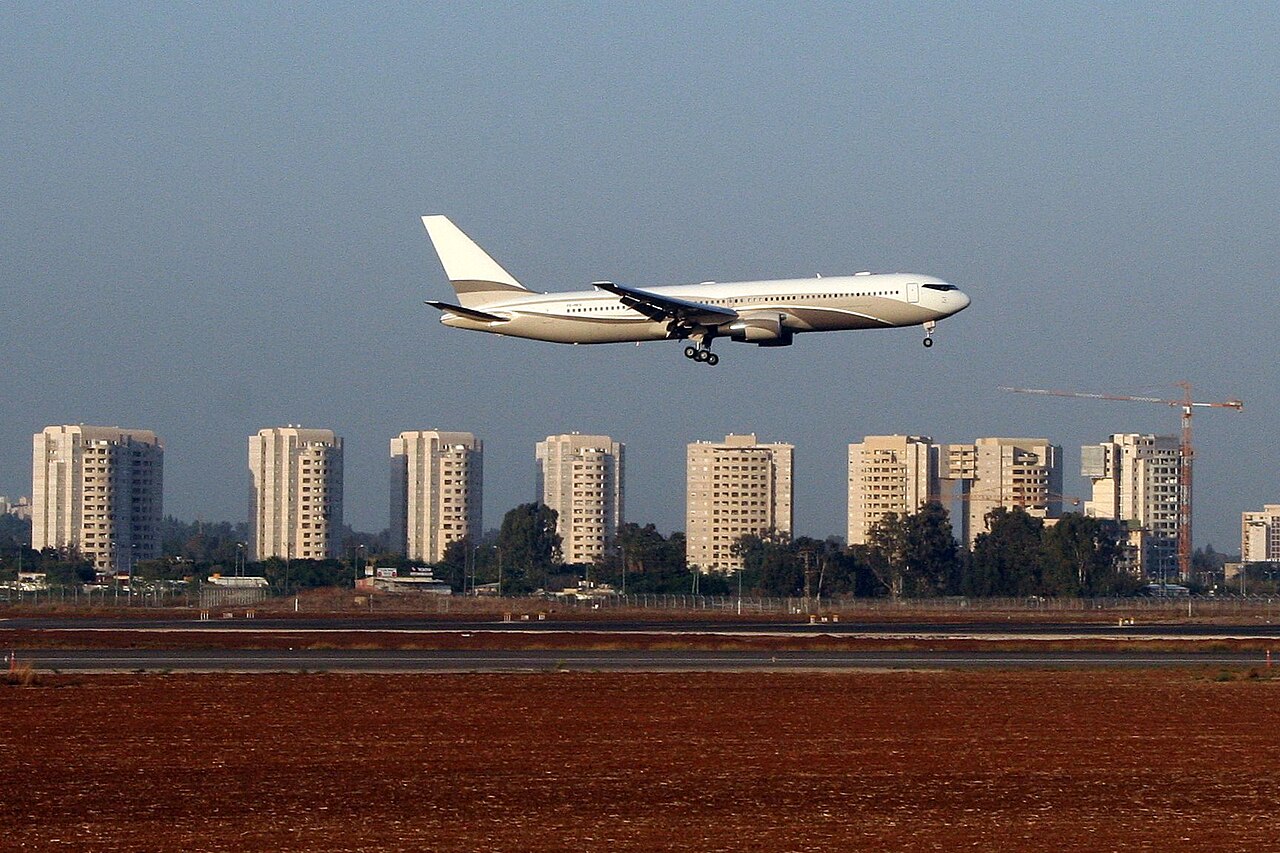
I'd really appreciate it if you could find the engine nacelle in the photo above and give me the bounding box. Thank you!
[728,315,792,346]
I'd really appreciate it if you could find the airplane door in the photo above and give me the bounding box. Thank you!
[907,282,920,303]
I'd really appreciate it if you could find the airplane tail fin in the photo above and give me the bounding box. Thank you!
[421,215,534,308]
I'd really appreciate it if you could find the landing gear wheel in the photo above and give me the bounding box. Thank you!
[684,345,698,359]
[922,337,933,348]
[706,353,719,366]
[694,348,711,363]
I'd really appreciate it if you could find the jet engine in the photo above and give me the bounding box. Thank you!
[727,315,793,346]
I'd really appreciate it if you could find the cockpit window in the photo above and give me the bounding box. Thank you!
[922,283,957,291]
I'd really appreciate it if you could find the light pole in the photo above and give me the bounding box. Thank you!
[354,544,365,588]
[110,539,118,605]
[737,565,743,616]
[470,544,479,595]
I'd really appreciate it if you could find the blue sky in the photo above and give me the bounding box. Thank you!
[2,3,1276,549]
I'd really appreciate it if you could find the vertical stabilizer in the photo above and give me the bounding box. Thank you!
[421,215,533,308]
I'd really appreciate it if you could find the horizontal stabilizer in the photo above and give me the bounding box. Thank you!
[424,300,509,323]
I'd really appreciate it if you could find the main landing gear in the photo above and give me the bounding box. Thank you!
[922,320,937,348]
[683,344,719,366]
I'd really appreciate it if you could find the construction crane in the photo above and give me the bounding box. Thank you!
[999,382,1243,581]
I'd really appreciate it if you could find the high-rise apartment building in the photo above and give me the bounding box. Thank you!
[1241,505,1280,564]
[847,435,938,546]
[390,431,483,563]
[535,434,623,565]
[686,434,793,573]
[249,427,343,561]
[31,425,163,573]
[1082,433,1180,579]
[942,437,1063,546]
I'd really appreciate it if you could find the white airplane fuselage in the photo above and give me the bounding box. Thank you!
[420,215,970,362]
[437,274,969,344]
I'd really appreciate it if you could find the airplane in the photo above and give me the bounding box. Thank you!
[420,215,970,366]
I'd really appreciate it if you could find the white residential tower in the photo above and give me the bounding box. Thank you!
[249,427,344,561]
[31,425,164,573]
[390,431,483,563]
[535,434,624,565]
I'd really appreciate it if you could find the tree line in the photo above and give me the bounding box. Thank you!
[2,503,1253,598]
[437,502,1146,599]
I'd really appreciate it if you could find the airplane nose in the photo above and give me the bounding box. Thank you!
[954,290,971,312]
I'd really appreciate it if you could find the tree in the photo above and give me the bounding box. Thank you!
[594,524,692,593]
[865,504,959,597]
[0,514,30,548]
[866,512,910,597]
[0,515,34,581]
[437,538,473,591]
[1040,513,1130,596]
[40,551,95,586]
[903,503,960,596]
[734,532,804,596]
[160,517,249,565]
[259,557,353,593]
[828,546,881,597]
[496,503,561,593]
[966,508,1045,596]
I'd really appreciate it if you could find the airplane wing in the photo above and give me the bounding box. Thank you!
[593,281,737,326]
[424,300,509,323]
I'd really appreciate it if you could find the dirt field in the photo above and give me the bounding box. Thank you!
[2,670,1278,851]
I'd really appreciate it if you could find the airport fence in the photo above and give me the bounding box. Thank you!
[558,593,1280,618]
[196,586,269,609]
[3,584,1279,619]
[0,583,194,608]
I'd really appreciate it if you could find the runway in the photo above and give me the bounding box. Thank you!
[6,614,1280,641]
[14,647,1276,673]
[2,612,1280,637]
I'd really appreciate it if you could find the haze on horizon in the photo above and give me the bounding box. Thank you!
[2,4,1276,551]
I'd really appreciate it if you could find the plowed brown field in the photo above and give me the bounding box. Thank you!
[2,670,1278,851]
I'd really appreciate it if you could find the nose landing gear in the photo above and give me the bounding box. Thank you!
[922,320,937,348]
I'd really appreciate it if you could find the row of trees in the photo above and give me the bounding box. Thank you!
[716,506,1140,599]
[3,503,1249,598]
[432,503,1144,599]
[861,505,1142,598]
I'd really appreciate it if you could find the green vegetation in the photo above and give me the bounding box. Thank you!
[0,501,1171,601]
[593,524,717,593]
[864,503,959,597]
[494,503,562,593]
[966,508,1139,597]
